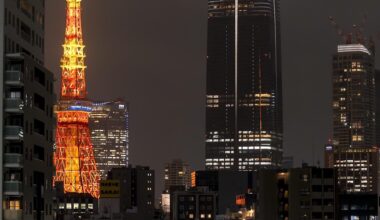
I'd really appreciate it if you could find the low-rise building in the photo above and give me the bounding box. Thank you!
[171,187,217,220]
[255,166,336,220]
[94,166,155,220]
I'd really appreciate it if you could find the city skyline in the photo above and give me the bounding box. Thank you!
[44,1,380,194]
[2,0,380,219]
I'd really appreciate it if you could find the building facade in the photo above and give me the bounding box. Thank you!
[375,69,380,147]
[89,100,129,179]
[191,167,336,219]
[205,0,283,171]
[1,1,56,219]
[193,170,254,214]
[255,167,336,220]
[106,166,155,220]
[337,193,378,219]
[332,43,377,193]
[171,187,217,220]
[164,159,192,192]
[332,44,376,149]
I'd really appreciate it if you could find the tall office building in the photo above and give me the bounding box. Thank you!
[332,43,378,193]
[205,0,283,171]
[375,69,380,147]
[89,100,129,179]
[1,1,55,219]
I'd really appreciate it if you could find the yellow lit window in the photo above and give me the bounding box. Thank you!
[352,135,363,142]
[9,200,20,210]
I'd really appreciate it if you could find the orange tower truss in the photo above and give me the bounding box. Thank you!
[53,0,100,198]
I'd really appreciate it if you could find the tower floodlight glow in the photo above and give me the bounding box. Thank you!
[53,0,100,198]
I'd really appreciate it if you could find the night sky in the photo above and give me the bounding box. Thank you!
[45,0,380,195]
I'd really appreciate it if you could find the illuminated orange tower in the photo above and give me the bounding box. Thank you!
[53,0,100,198]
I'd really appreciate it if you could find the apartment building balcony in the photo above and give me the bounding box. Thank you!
[4,126,24,141]
[4,154,23,168]
[4,181,23,196]
[4,98,24,113]
[5,70,24,87]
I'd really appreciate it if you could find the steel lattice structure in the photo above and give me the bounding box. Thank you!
[53,0,100,198]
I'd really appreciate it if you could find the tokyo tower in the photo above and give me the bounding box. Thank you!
[53,0,100,198]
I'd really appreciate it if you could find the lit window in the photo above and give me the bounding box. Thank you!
[73,203,79,209]
[8,200,20,210]
[81,204,86,210]
[66,203,72,209]
[352,135,363,142]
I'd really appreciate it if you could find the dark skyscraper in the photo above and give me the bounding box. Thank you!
[375,69,380,147]
[205,0,283,170]
[332,43,378,193]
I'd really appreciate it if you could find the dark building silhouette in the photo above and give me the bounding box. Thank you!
[171,187,217,220]
[375,69,380,147]
[254,167,336,220]
[337,193,378,219]
[193,170,254,214]
[106,166,155,220]
[189,167,335,219]
[205,0,283,171]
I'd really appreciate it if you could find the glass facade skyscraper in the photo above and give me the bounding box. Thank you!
[205,0,283,170]
[89,100,129,179]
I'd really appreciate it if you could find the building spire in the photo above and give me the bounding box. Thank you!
[61,0,87,99]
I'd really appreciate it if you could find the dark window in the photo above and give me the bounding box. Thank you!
[323,169,334,178]
[4,8,7,25]
[34,67,45,85]
[8,11,11,25]
[34,93,45,110]
[312,185,322,192]
[33,145,44,161]
[312,212,322,219]
[20,22,31,43]
[33,119,45,135]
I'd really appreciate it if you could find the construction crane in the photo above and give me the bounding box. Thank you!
[329,15,368,45]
